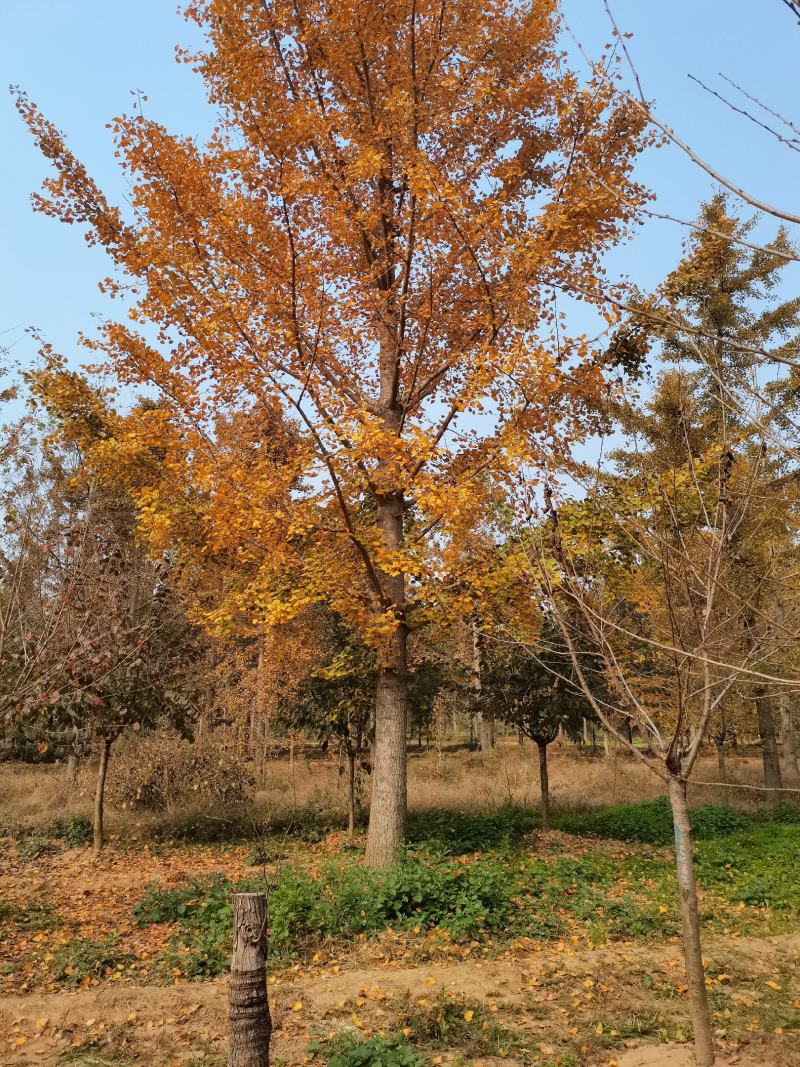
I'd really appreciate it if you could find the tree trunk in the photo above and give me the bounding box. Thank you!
[715,741,726,783]
[93,736,113,853]
[537,740,551,832]
[347,751,356,837]
[365,492,408,868]
[667,776,715,1066]
[471,618,491,754]
[366,658,408,865]
[228,892,271,1067]
[781,703,799,777]
[755,688,783,792]
[66,751,79,784]
[289,736,296,808]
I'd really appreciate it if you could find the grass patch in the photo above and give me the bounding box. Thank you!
[48,936,132,988]
[0,897,62,930]
[308,1033,425,1067]
[399,992,530,1057]
[133,848,681,978]
[406,806,538,854]
[553,798,751,844]
[695,824,800,911]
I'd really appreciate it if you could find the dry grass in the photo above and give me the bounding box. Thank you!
[0,737,781,840]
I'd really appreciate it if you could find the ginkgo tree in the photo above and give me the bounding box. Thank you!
[18,0,648,864]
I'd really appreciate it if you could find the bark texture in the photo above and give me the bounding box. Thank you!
[755,689,783,791]
[782,703,799,777]
[229,893,271,1067]
[715,741,726,783]
[346,750,356,837]
[365,493,408,867]
[93,736,112,853]
[668,776,715,1066]
[537,740,551,832]
[66,751,79,784]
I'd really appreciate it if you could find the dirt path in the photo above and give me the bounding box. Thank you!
[3,930,798,1065]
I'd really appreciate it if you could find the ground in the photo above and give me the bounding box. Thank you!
[1,747,799,1066]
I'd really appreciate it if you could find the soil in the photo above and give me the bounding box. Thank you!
[2,930,799,1066]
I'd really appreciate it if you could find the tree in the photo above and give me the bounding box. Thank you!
[615,195,800,791]
[482,622,594,830]
[277,610,374,835]
[0,388,202,849]
[18,0,648,864]
[526,201,800,1061]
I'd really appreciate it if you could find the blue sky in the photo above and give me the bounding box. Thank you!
[1,1,798,378]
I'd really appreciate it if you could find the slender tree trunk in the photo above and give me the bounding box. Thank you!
[781,703,799,777]
[365,492,408,867]
[715,741,726,783]
[603,732,611,758]
[66,751,78,783]
[93,736,113,853]
[537,740,551,832]
[288,736,297,808]
[755,688,783,792]
[667,776,715,1066]
[65,725,79,783]
[471,618,490,754]
[229,892,271,1067]
[347,750,356,836]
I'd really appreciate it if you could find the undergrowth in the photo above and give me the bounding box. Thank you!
[133,847,676,978]
[553,797,751,844]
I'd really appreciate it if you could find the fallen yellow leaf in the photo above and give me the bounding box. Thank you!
[766,981,783,991]
[463,1010,474,1022]
[292,1001,303,1012]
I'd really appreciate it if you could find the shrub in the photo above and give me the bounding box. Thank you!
[107,734,255,812]
[555,798,750,845]
[406,806,538,854]
[309,1033,425,1067]
[753,801,800,825]
[18,836,60,859]
[50,815,93,848]
[133,850,640,976]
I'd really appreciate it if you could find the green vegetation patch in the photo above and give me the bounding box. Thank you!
[554,798,751,844]
[308,1033,425,1067]
[406,806,539,854]
[0,897,62,929]
[48,935,132,988]
[695,824,800,911]
[134,848,678,978]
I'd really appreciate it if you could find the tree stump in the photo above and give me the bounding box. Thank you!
[229,892,272,1067]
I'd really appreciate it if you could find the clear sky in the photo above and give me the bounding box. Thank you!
[1,1,798,378]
